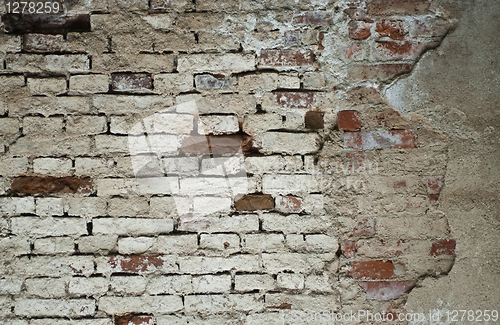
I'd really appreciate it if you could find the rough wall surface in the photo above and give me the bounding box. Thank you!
[0,0,496,324]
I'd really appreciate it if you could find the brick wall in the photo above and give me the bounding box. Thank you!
[0,0,456,323]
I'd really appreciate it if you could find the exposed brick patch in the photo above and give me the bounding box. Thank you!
[409,18,451,37]
[430,239,456,257]
[235,194,274,211]
[107,255,166,273]
[373,108,405,127]
[359,281,415,300]
[348,260,397,279]
[349,21,372,40]
[115,315,154,325]
[352,218,376,237]
[305,111,325,129]
[11,176,92,194]
[292,11,333,26]
[344,130,415,150]
[2,13,91,34]
[348,63,414,81]
[344,240,357,258]
[23,34,64,52]
[260,49,314,67]
[111,73,152,92]
[376,20,405,40]
[196,74,235,90]
[344,42,366,61]
[367,0,430,16]
[337,110,362,131]
[356,239,412,258]
[373,41,432,61]
[275,195,303,213]
[274,92,314,109]
[180,134,254,154]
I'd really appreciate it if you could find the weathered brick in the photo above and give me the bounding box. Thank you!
[348,260,402,279]
[235,194,274,211]
[69,277,109,296]
[14,97,91,117]
[0,236,31,256]
[243,234,285,253]
[3,13,91,33]
[30,319,111,325]
[286,234,338,253]
[262,132,320,155]
[146,275,192,295]
[66,197,107,217]
[34,237,75,254]
[118,235,197,254]
[275,195,303,213]
[5,54,89,73]
[111,276,147,295]
[262,174,321,195]
[196,94,256,116]
[111,73,152,92]
[184,294,264,313]
[96,255,178,274]
[12,256,94,276]
[292,11,333,26]
[235,274,275,292]
[0,279,22,295]
[262,214,332,234]
[12,217,87,236]
[0,157,29,176]
[155,73,193,94]
[277,273,304,289]
[179,255,260,274]
[108,197,149,217]
[36,198,64,216]
[352,218,377,237]
[27,77,66,95]
[33,158,72,175]
[376,20,405,40]
[373,41,433,61]
[355,239,414,258]
[367,0,430,16]
[93,54,175,73]
[200,234,240,252]
[99,296,183,315]
[430,239,456,256]
[178,53,255,73]
[348,63,414,81]
[359,281,415,300]
[344,130,415,149]
[198,115,239,135]
[305,274,333,292]
[69,74,109,94]
[151,0,193,10]
[178,215,259,233]
[66,116,107,135]
[11,176,92,194]
[305,110,324,129]
[349,20,372,40]
[96,178,179,196]
[114,315,153,325]
[259,49,314,68]
[15,299,95,317]
[93,218,174,236]
[262,253,335,273]
[246,313,285,325]
[78,235,117,254]
[25,278,66,298]
[196,74,235,90]
[344,42,367,61]
[409,17,451,37]
[181,134,253,154]
[0,197,35,216]
[0,118,20,136]
[337,110,362,131]
[192,275,232,293]
[23,34,65,52]
[265,293,339,311]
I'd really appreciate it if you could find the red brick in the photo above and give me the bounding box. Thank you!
[356,239,412,258]
[292,11,333,26]
[275,195,303,213]
[349,21,372,40]
[348,260,397,279]
[344,130,415,150]
[352,218,376,237]
[235,194,274,211]
[260,49,314,67]
[305,111,324,129]
[344,240,357,258]
[111,73,152,92]
[23,34,64,52]
[430,239,456,257]
[344,42,366,61]
[273,92,314,109]
[337,110,362,131]
[367,0,430,16]
[107,255,171,273]
[11,176,92,194]
[372,41,433,61]
[375,20,405,40]
[180,134,254,154]
[116,315,154,325]
[348,63,414,81]
[359,281,415,300]
[3,13,91,34]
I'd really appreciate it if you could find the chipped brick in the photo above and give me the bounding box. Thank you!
[292,11,333,26]
[349,260,397,279]
[111,73,152,92]
[430,239,456,256]
[305,111,324,129]
[3,13,91,34]
[337,110,362,131]
[260,49,314,67]
[273,91,314,109]
[348,63,414,81]
[359,281,415,300]
[344,130,415,150]
[235,194,274,211]
[349,20,372,40]
[376,20,405,40]
[11,176,92,194]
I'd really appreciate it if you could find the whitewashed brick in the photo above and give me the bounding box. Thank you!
[0,197,35,216]
[262,174,321,195]
[146,275,192,295]
[262,253,336,274]
[179,255,260,274]
[155,73,193,94]
[93,218,173,236]
[244,156,285,174]
[30,319,111,325]
[234,274,275,292]
[75,158,114,177]
[66,197,107,217]
[95,135,129,154]
[78,235,117,254]
[200,234,240,252]
[0,320,29,325]
[0,237,31,256]
[305,274,334,292]
[96,178,179,196]
[27,77,66,95]
[198,115,239,135]
[34,237,74,254]
[36,198,64,216]
[0,279,22,295]
[178,54,255,73]
[66,116,107,135]
[154,235,198,254]
[98,296,183,314]
[262,214,333,234]
[243,234,285,253]
[201,156,244,175]
[0,75,25,93]
[108,197,149,216]
[69,74,109,94]
[95,255,178,275]
[178,215,259,233]
[286,234,339,253]
[33,158,72,175]
[184,294,263,313]
[13,256,94,276]
[25,278,66,298]
[162,157,199,176]
[192,196,232,216]
[117,237,155,254]
[0,158,29,176]
[12,217,86,236]
[157,315,242,325]
[149,196,177,218]
[192,275,231,293]
[69,277,109,296]
[246,313,285,325]
[14,299,95,317]
[277,273,304,289]
[110,276,147,295]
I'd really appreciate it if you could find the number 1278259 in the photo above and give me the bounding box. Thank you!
[6,2,60,14]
